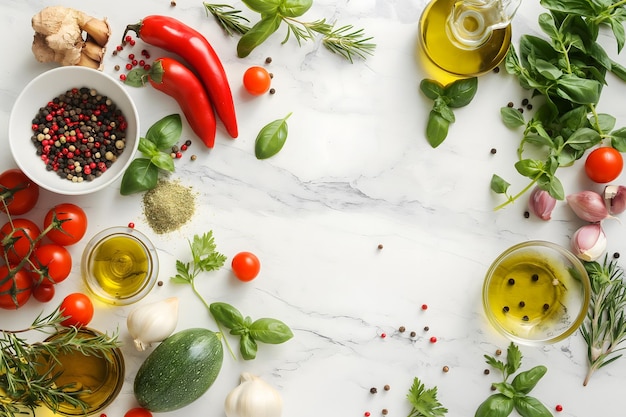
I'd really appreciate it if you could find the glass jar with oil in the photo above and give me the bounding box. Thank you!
[82,226,159,305]
[417,0,521,83]
[483,241,591,345]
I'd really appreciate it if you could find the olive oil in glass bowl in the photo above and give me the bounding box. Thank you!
[82,226,159,305]
[483,241,591,345]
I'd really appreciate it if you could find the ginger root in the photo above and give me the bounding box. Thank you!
[31,6,111,70]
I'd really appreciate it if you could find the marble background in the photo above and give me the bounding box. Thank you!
[2,0,626,416]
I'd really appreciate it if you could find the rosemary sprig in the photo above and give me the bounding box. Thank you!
[321,24,376,63]
[203,3,251,36]
[580,256,626,386]
[0,308,120,417]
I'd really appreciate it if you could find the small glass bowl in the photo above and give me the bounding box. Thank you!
[39,328,124,416]
[483,240,591,345]
[82,226,159,305]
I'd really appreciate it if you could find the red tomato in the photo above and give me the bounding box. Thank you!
[243,66,271,95]
[0,219,41,265]
[60,293,94,327]
[231,251,261,281]
[585,147,624,183]
[124,407,153,417]
[0,169,39,215]
[43,203,88,246]
[0,266,32,309]
[33,282,55,303]
[32,244,72,284]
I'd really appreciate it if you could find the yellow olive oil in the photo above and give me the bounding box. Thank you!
[418,0,511,82]
[90,235,151,299]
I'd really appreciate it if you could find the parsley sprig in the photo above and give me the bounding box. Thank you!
[581,256,626,386]
[406,377,447,417]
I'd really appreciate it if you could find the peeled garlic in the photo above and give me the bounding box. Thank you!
[528,186,556,220]
[604,185,626,215]
[571,223,607,261]
[566,191,609,222]
[224,373,283,417]
[127,297,179,351]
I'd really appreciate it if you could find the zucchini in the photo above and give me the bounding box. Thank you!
[133,328,223,412]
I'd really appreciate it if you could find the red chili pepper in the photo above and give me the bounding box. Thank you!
[148,57,217,148]
[124,15,238,138]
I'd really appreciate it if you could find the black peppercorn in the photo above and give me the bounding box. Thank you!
[531,274,539,281]
[522,315,529,321]
[490,148,497,154]
[370,387,377,394]
[524,211,530,218]
[410,331,416,337]
[503,306,510,313]
[399,326,406,333]
[508,278,515,285]
[519,301,525,307]
[484,369,490,375]
[423,326,429,331]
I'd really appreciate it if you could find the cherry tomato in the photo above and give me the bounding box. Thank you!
[0,266,32,309]
[585,147,624,183]
[0,219,41,265]
[33,282,55,303]
[243,66,271,96]
[124,407,153,417]
[60,293,94,327]
[32,244,72,284]
[0,169,39,215]
[231,251,261,281]
[43,203,88,246]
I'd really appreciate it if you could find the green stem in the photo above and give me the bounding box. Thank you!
[190,279,237,360]
[494,178,538,211]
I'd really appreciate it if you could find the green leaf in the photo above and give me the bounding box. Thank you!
[513,396,553,417]
[515,159,545,178]
[241,0,282,14]
[249,318,294,344]
[539,0,599,16]
[443,77,478,108]
[237,14,282,58]
[146,114,183,150]
[138,137,159,157]
[474,394,514,417]
[490,174,510,194]
[171,260,192,284]
[279,0,312,17]
[119,158,159,195]
[433,98,455,123]
[538,12,560,40]
[255,112,292,159]
[596,113,616,133]
[420,79,445,100]
[609,17,626,53]
[610,127,626,151]
[505,342,522,375]
[210,302,245,329]
[190,232,227,271]
[150,151,176,172]
[491,382,517,399]
[556,75,601,104]
[407,377,448,417]
[239,333,258,360]
[426,110,450,148]
[540,174,565,200]
[501,107,526,129]
[565,127,601,151]
[511,366,547,394]
[124,68,149,87]
[534,59,563,80]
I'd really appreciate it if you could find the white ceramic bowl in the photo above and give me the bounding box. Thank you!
[9,66,139,195]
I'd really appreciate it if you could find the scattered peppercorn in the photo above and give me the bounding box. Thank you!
[555,405,563,412]
[442,365,449,372]
[171,0,177,5]
[526,104,533,110]
[171,145,179,152]
[384,385,390,391]
[380,333,387,339]
[191,154,197,161]
[522,98,529,106]
[522,315,529,321]
[531,274,539,281]
[421,304,428,310]
[269,88,276,94]
[493,66,500,73]
[265,57,272,64]
[157,281,163,286]
[382,409,388,415]
[128,222,135,228]
[508,278,515,285]
[503,306,510,313]
[543,303,550,311]
[370,387,377,394]
[378,243,384,250]
[114,65,120,71]
[614,252,621,259]
[490,148,497,154]
[269,72,274,79]
[519,301,526,307]
[410,331,416,337]
[524,211,530,218]
[399,326,406,333]
[490,384,496,391]
[517,107,524,113]
[495,349,502,356]
[185,139,192,146]
[364,412,371,417]
[423,326,430,331]
[507,101,514,107]
[484,369,490,375]
[429,336,437,343]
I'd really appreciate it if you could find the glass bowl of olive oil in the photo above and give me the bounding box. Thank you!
[483,240,591,345]
[82,226,159,305]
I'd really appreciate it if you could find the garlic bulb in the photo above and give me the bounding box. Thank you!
[566,191,609,222]
[528,186,556,220]
[571,223,607,262]
[224,373,283,417]
[127,297,179,351]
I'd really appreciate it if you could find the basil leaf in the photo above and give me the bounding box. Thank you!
[241,0,281,14]
[249,318,294,344]
[609,17,626,52]
[239,333,258,360]
[426,110,450,148]
[556,74,601,104]
[515,159,545,178]
[540,174,565,200]
[501,107,525,129]
[565,127,601,150]
[610,127,626,151]
[146,114,183,150]
[237,14,282,58]
[279,0,312,17]
[490,174,510,195]
[210,302,246,329]
[433,98,455,123]
[150,152,176,173]
[255,112,292,159]
[539,0,599,16]
[138,137,159,157]
[534,58,563,80]
[419,78,444,100]
[538,12,560,40]
[492,382,516,398]
[511,365,547,394]
[119,158,159,195]
[596,113,616,133]
[610,59,626,81]
[513,396,553,417]
[443,77,478,108]
[474,394,514,417]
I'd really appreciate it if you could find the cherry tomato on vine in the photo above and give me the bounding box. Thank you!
[124,407,153,417]
[0,266,32,309]
[60,293,94,327]
[31,244,72,284]
[0,219,41,265]
[32,282,55,303]
[43,203,88,246]
[585,147,624,183]
[0,169,39,215]
[231,251,261,281]
[243,66,271,96]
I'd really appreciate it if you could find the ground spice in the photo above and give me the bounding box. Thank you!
[142,179,196,234]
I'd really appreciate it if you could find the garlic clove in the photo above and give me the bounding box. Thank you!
[127,297,179,351]
[604,185,626,215]
[528,186,556,220]
[224,373,283,417]
[571,223,607,261]
[566,190,609,223]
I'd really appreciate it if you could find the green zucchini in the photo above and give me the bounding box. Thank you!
[133,328,223,412]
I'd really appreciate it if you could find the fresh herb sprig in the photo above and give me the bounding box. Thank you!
[406,377,447,417]
[420,77,478,148]
[580,256,626,386]
[171,231,294,360]
[120,114,183,195]
[0,308,119,417]
[475,342,552,417]
[491,0,626,209]
[203,1,375,62]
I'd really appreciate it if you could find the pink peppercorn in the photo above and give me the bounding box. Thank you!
[555,405,563,412]
[364,413,371,417]
[380,333,386,339]
[430,336,437,343]
[421,304,428,310]
[128,222,135,229]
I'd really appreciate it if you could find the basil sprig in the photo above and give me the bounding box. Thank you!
[475,343,552,417]
[209,302,293,360]
[120,114,182,195]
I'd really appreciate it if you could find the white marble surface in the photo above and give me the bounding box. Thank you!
[2,0,626,416]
